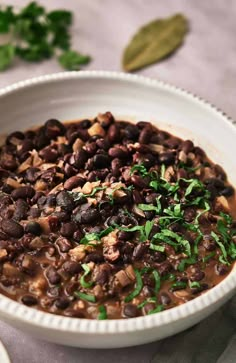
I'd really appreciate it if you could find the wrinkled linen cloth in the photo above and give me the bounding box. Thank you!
[0,0,235,362]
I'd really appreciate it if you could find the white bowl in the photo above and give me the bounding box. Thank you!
[0,71,235,348]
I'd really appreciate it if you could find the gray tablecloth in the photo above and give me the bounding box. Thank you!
[0,0,235,362]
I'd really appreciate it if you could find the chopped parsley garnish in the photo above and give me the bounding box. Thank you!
[98,305,107,320]
[211,231,229,265]
[74,291,96,303]
[124,269,143,303]
[80,264,94,288]
[117,220,154,242]
[80,226,114,245]
[70,186,107,201]
[147,304,164,315]
[0,2,91,71]
[171,281,187,290]
[137,297,157,309]
[189,281,201,289]
[130,163,149,176]
[202,252,216,263]
[152,270,161,294]
[178,256,197,272]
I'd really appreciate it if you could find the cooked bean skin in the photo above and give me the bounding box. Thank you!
[0,112,235,320]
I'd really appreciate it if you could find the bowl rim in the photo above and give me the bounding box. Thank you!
[0,70,236,335]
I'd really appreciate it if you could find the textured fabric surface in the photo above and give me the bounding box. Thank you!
[0,0,235,362]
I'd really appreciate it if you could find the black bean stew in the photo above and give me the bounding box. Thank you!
[0,112,235,319]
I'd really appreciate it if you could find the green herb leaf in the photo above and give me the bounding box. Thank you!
[58,50,91,70]
[178,256,197,272]
[147,304,164,315]
[0,44,15,71]
[202,252,216,263]
[171,281,187,290]
[137,297,157,309]
[185,179,204,197]
[211,231,229,265]
[80,264,94,288]
[150,243,165,252]
[130,163,148,176]
[74,291,96,303]
[189,281,201,289]
[98,305,107,320]
[228,242,236,259]
[123,14,188,72]
[152,270,161,294]
[0,6,15,33]
[124,269,143,302]
[80,226,114,244]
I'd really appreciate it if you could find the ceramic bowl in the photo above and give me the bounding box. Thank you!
[0,71,235,348]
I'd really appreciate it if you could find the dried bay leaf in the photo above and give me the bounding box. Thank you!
[122,14,188,72]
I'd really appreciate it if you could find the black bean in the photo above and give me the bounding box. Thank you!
[111,158,123,177]
[159,152,175,165]
[25,221,42,236]
[18,139,34,154]
[55,297,70,310]
[131,175,149,189]
[11,186,35,200]
[64,163,77,177]
[109,147,128,159]
[157,262,172,276]
[39,146,58,162]
[181,140,194,154]
[203,235,216,251]
[85,142,97,156]
[133,243,148,260]
[123,304,139,318]
[63,261,81,274]
[190,270,205,281]
[106,215,121,227]
[0,155,17,171]
[21,295,38,306]
[117,230,132,241]
[138,127,152,144]
[56,191,74,211]
[60,222,77,238]
[64,175,85,190]
[2,219,24,238]
[164,137,180,149]
[160,292,171,305]
[215,263,229,275]
[46,267,61,285]
[69,149,88,169]
[74,208,100,224]
[184,207,196,222]
[95,268,109,284]
[56,236,72,253]
[124,124,139,140]
[46,194,56,207]
[44,119,65,138]
[220,186,234,197]
[108,124,120,143]
[73,229,83,242]
[142,285,154,297]
[35,129,50,149]
[92,154,110,169]
[85,253,104,263]
[25,167,41,183]
[13,199,29,221]
[29,207,41,218]
[152,251,166,263]
[6,131,24,145]
[96,138,111,150]
[87,169,109,182]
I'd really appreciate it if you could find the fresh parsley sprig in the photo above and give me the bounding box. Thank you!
[0,2,91,71]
